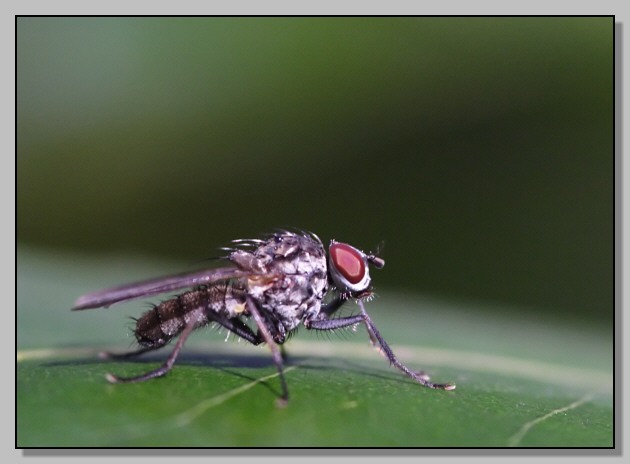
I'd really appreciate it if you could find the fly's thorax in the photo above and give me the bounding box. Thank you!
[231,232,328,331]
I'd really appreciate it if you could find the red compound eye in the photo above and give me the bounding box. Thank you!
[330,243,366,285]
[328,242,373,295]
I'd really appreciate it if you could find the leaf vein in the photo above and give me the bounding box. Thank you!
[507,392,595,446]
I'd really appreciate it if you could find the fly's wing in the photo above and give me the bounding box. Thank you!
[72,266,246,310]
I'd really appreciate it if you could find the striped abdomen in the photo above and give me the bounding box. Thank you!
[134,282,247,348]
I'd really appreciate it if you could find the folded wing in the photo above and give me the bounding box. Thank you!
[72,266,246,310]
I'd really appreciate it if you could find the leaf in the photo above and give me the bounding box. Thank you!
[17,247,613,447]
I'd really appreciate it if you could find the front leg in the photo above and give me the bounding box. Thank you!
[320,293,378,346]
[306,301,455,391]
[321,294,384,348]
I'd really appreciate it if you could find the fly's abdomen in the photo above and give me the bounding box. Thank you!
[134,283,246,348]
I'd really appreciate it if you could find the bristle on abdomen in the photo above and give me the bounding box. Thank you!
[133,283,246,348]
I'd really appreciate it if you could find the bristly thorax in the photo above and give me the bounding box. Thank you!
[230,232,328,338]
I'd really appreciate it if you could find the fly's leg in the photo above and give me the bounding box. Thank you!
[356,300,429,380]
[246,296,290,407]
[305,304,455,391]
[210,313,263,345]
[357,299,381,349]
[105,318,197,384]
[104,313,263,384]
[99,345,162,360]
[323,295,380,349]
[210,312,292,401]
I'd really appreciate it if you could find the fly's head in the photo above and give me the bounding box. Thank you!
[327,241,385,300]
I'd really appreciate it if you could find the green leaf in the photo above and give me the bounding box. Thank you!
[17,247,613,447]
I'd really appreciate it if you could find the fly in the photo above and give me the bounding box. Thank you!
[72,230,455,405]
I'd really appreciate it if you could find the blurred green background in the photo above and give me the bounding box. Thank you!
[17,17,613,325]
